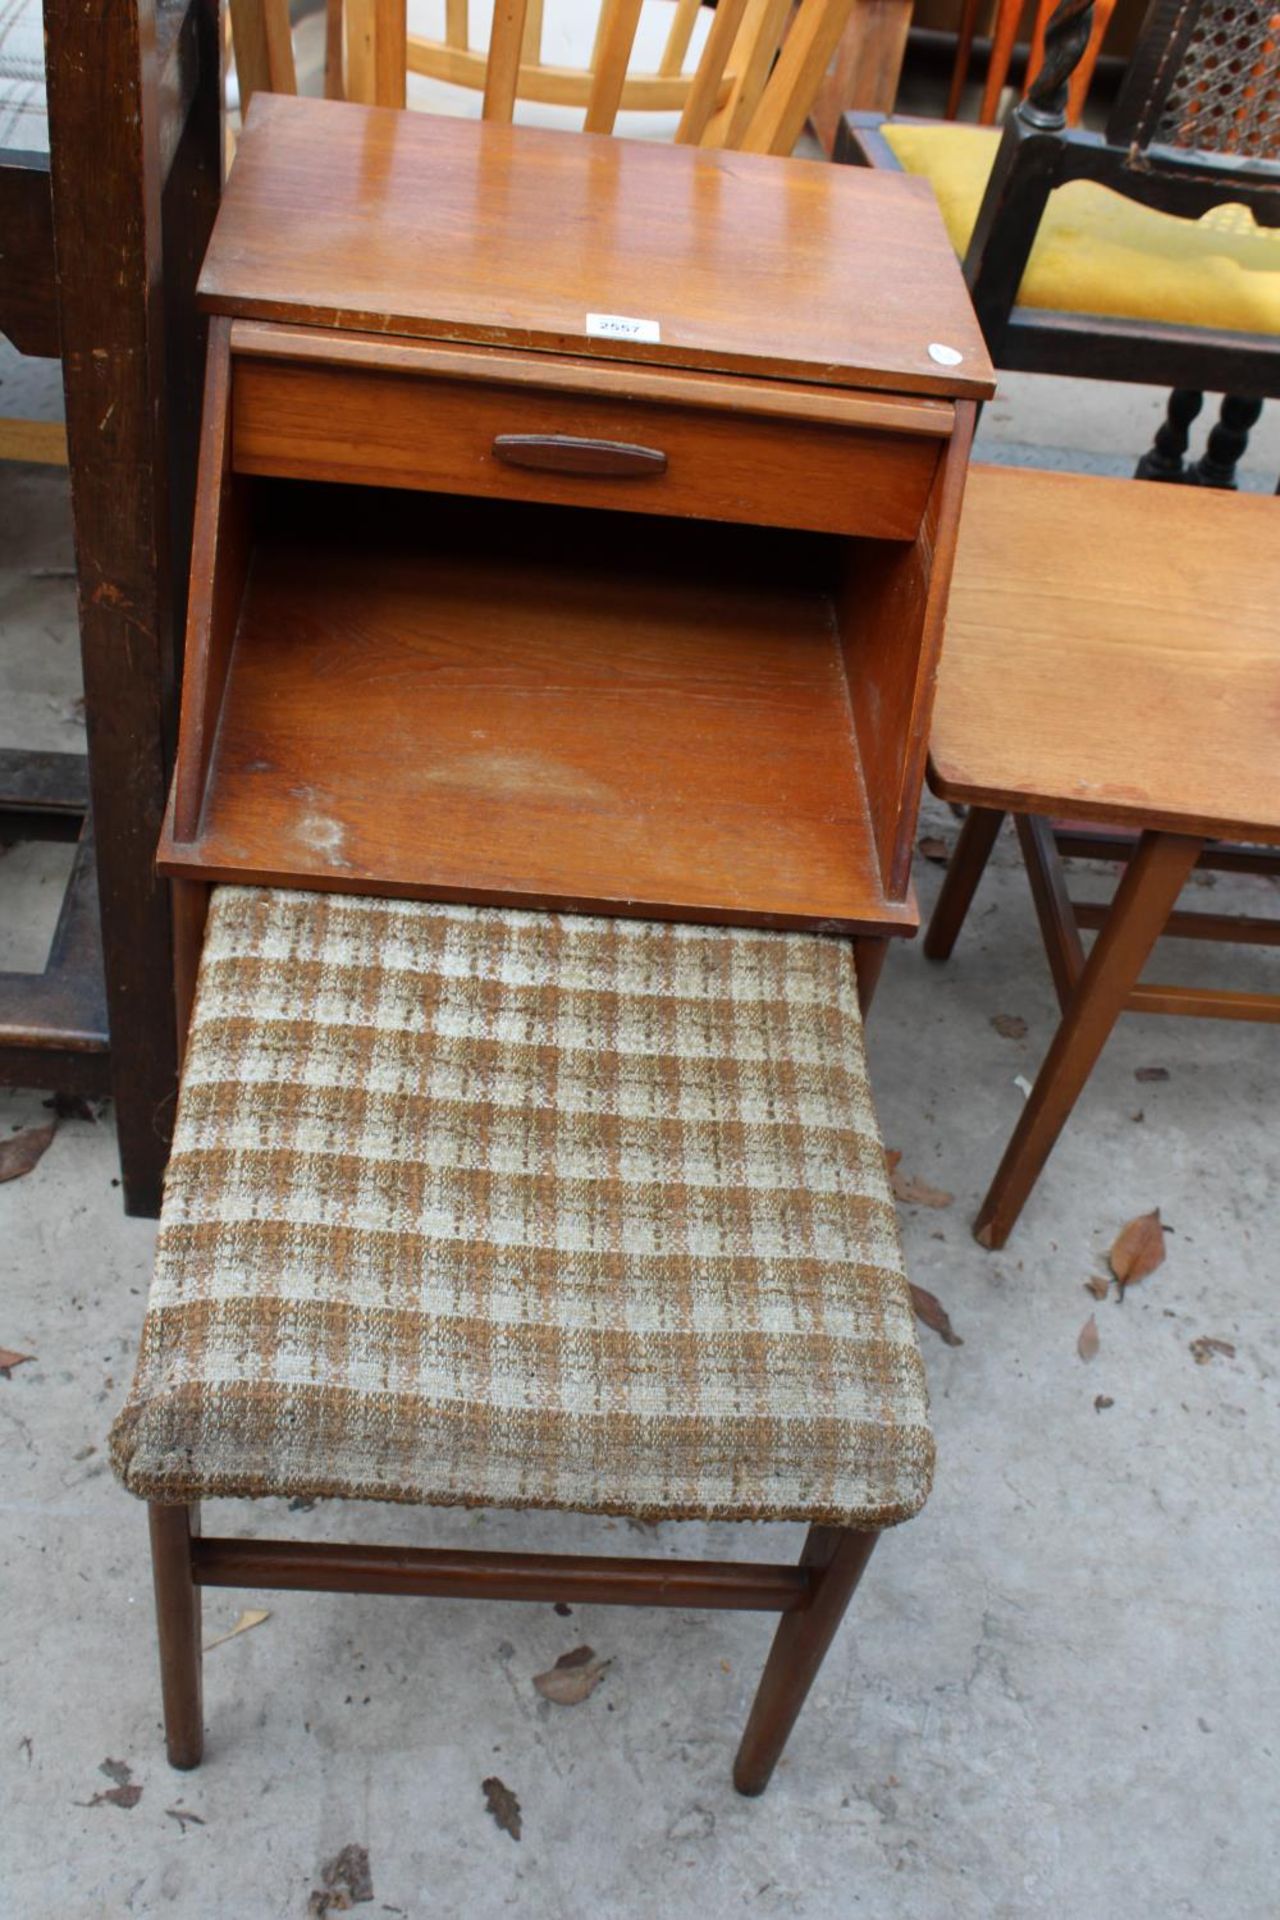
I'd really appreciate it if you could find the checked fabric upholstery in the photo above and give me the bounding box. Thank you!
[111,888,933,1528]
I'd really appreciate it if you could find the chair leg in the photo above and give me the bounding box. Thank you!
[972,830,1202,1250]
[149,1502,204,1769]
[733,1526,878,1797]
[945,0,984,117]
[978,0,1023,123]
[1135,389,1204,484]
[852,935,889,1016]
[1189,395,1264,491]
[923,806,1005,960]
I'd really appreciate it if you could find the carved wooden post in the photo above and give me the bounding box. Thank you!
[1136,389,1205,483]
[962,0,1096,352]
[1018,0,1096,129]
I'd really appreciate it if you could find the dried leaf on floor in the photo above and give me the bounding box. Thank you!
[482,1776,522,1842]
[533,1645,611,1706]
[1084,1276,1111,1301]
[165,1806,206,1832]
[1109,1210,1166,1290]
[890,1165,954,1209]
[990,1014,1028,1040]
[78,1758,142,1811]
[203,1607,270,1652]
[1077,1314,1100,1362]
[909,1284,963,1347]
[0,1348,35,1378]
[1135,1066,1170,1084]
[1190,1336,1236,1366]
[308,1842,373,1915]
[918,835,950,865]
[0,1124,56,1185]
[1094,1395,1115,1412]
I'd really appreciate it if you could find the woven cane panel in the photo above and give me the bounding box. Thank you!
[1153,0,1280,160]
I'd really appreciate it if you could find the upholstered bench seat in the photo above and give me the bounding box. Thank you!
[0,0,46,154]
[882,122,1280,338]
[110,888,932,1528]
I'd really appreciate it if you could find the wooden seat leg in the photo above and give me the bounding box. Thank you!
[149,1503,204,1769]
[852,935,889,1015]
[923,806,1005,960]
[973,830,1202,1249]
[733,1526,878,1797]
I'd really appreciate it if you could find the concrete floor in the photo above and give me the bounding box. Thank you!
[1,334,1278,1917]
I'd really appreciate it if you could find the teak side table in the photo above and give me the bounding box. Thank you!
[925,466,1280,1248]
[120,91,997,1795]
[158,93,993,1003]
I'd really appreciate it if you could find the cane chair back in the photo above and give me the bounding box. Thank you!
[1105,0,1280,171]
[231,0,857,155]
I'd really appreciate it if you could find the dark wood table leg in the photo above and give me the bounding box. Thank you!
[45,0,222,1213]
[733,1526,879,1797]
[923,805,1005,960]
[973,829,1202,1249]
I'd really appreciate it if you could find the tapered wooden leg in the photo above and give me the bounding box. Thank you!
[149,1502,204,1769]
[945,0,984,117]
[923,807,1005,961]
[1015,813,1085,1010]
[978,0,1023,122]
[733,1526,878,1797]
[852,936,889,1017]
[973,831,1202,1249]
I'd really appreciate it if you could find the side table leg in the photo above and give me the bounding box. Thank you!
[973,830,1201,1249]
[852,935,890,1016]
[923,806,1005,960]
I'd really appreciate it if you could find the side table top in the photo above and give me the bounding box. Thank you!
[931,466,1280,844]
[198,94,994,401]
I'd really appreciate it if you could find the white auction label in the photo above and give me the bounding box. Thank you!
[586,312,661,344]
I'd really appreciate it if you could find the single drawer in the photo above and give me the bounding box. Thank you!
[231,355,942,542]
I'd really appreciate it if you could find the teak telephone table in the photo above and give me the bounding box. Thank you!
[159,93,993,984]
[120,94,996,1791]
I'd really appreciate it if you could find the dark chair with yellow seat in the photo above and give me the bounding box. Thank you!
[838,0,1280,485]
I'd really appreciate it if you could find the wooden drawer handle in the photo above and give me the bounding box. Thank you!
[492,433,667,478]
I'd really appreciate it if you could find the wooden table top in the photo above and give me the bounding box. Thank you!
[198,94,994,401]
[931,466,1280,844]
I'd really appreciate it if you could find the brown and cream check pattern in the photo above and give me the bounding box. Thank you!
[110,889,933,1527]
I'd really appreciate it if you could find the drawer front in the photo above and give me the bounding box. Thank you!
[232,359,939,542]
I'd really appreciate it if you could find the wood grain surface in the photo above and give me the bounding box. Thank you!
[228,321,959,435]
[231,354,939,539]
[931,468,1280,844]
[199,94,995,399]
[159,489,918,935]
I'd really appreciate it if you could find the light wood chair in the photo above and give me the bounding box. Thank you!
[230,0,859,154]
[925,465,1280,1248]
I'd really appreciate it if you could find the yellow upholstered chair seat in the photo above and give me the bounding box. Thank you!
[882,123,1280,337]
